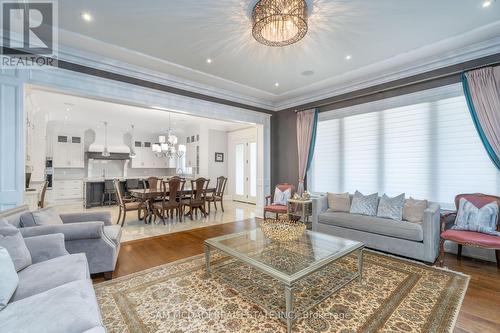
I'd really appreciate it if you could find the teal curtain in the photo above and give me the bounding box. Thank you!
[462,73,500,170]
[305,108,319,173]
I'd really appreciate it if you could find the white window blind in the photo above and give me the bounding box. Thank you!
[309,84,500,209]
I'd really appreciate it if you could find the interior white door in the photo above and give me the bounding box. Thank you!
[232,140,257,204]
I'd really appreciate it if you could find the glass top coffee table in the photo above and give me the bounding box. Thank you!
[204,228,364,333]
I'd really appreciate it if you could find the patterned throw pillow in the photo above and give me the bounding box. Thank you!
[350,191,379,216]
[327,192,351,212]
[403,197,428,223]
[377,193,405,221]
[273,188,291,205]
[452,198,500,236]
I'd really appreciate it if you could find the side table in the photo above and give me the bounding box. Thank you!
[287,199,312,230]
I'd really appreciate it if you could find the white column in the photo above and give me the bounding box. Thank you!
[0,68,26,211]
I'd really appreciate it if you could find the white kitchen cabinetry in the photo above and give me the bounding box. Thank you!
[52,180,83,201]
[53,135,84,168]
[186,141,199,174]
[130,145,173,169]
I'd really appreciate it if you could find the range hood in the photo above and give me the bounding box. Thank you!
[85,152,131,160]
[87,126,132,156]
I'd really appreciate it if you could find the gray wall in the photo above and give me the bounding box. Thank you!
[271,110,298,189]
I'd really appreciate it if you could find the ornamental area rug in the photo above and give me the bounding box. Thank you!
[95,250,469,333]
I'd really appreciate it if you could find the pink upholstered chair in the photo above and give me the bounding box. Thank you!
[439,193,500,268]
[264,183,295,219]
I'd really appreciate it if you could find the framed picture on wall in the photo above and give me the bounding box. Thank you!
[215,152,224,162]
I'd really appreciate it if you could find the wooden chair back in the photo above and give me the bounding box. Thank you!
[38,180,49,208]
[162,178,185,204]
[215,176,227,197]
[455,193,500,231]
[113,179,125,207]
[190,177,209,201]
[147,177,160,190]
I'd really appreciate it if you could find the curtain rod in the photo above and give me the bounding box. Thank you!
[292,60,500,113]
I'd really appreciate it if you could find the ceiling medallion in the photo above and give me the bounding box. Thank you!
[252,0,308,47]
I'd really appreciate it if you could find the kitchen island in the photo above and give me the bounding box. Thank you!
[83,176,194,208]
[83,178,147,208]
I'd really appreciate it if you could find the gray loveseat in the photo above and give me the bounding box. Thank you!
[0,205,121,278]
[0,233,105,333]
[312,194,441,263]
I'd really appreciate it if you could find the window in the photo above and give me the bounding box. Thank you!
[309,84,500,209]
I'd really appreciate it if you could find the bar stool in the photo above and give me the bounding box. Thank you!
[101,180,117,206]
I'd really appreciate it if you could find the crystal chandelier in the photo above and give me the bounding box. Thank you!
[152,112,185,160]
[252,0,308,47]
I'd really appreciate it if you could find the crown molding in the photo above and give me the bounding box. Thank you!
[56,31,277,111]
[12,20,500,112]
[274,22,500,110]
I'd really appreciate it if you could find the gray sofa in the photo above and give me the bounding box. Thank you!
[312,194,441,263]
[0,233,105,333]
[0,205,121,278]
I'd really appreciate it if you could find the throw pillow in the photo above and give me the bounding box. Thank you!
[273,187,291,205]
[350,191,379,216]
[0,218,32,272]
[0,247,19,310]
[30,207,64,226]
[377,193,405,221]
[452,198,500,236]
[327,192,351,212]
[403,197,428,223]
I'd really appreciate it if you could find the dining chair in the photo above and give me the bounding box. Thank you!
[147,176,160,190]
[206,176,227,213]
[113,179,148,227]
[38,180,49,208]
[182,177,210,220]
[152,178,185,224]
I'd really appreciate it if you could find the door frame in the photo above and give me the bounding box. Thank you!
[0,64,271,217]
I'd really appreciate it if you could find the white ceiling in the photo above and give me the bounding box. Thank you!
[56,0,500,110]
[27,88,253,135]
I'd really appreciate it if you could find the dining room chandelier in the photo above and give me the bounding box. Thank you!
[252,0,308,47]
[152,112,185,159]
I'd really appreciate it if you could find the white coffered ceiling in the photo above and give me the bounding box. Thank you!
[56,0,500,110]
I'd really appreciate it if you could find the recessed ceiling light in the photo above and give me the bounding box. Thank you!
[81,12,93,22]
[483,0,492,7]
[206,58,213,64]
[274,82,279,87]
[345,55,352,60]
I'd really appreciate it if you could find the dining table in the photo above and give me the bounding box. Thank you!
[128,186,216,224]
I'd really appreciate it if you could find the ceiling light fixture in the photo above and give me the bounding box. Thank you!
[345,55,352,60]
[252,0,308,47]
[206,58,213,64]
[81,12,93,22]
[483,0,492,7]
[274,82,280,87]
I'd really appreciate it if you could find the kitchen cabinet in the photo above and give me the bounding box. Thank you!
[186,141,199,174]
[130,146,174,169]
[53,135,84,168]
[53,180,83,201]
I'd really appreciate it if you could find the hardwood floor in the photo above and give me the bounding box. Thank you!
[94,219,500,333]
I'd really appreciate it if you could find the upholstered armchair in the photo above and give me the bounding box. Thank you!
[264,183,295,219]
[0,205,121,279]
[439,193,500,268]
